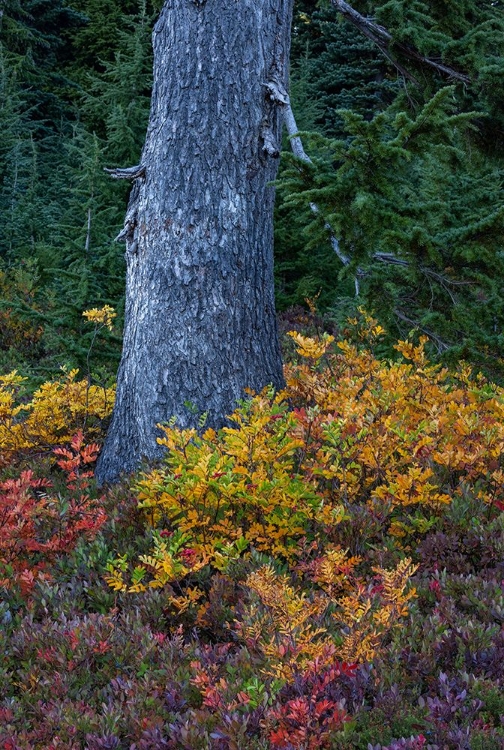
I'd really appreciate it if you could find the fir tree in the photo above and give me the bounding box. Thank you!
[276,0,504,377]
[0,0,154,377]
[279,87,504,376]
[275,0,397,309]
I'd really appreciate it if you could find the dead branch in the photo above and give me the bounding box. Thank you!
[104,165,146,180]
[330,0,470,85]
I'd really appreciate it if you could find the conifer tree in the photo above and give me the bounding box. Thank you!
[0,0,154,377]
[277,0,504,377]
[275,0,397,309]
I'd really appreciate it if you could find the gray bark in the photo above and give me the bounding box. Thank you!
[96,0,292,483]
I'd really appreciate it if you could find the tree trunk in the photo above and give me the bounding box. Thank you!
[95,0,292,483]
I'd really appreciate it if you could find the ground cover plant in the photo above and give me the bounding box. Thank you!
[0,310,503,749]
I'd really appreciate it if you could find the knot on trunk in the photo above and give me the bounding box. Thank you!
[263,79,289,106]
[261,123,280,158]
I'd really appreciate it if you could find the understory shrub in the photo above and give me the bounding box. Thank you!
[1,313,503,748]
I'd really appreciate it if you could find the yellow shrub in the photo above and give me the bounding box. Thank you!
[107,312,504,632]
[239,556,418,677]
[0,369,114,459]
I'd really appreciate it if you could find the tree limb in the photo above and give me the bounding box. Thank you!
[104,165,146,180]
[283,104,312,163]
[394,309,451,353]
[282,101,359,292]
[330,0,470,85]
[374,252,409,267]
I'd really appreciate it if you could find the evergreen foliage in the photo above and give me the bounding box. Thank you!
[275,0,398,310]
[275,0,504,378]
[0,0,83,133]
[290,0,397,132]
[0,0,155,380]
[372,0,504,149]
[1,0,504,378]
[279,88,504,375]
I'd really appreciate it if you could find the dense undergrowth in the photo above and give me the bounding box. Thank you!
[0,311,503,749]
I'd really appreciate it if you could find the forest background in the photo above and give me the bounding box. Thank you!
[2,0,504,386]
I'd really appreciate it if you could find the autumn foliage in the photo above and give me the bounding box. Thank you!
[1,311,503,748]
[0,369,114,461]
[0,432,106,595]
[107,309,503,596]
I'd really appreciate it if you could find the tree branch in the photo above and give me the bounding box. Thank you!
[394,309,451,353]
[104,165,146,180]
[283,104,312,163]
[282,101,359,292]
[330,0,470,85]
[373,252,409,267]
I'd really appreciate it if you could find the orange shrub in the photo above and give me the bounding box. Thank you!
[106,312,504,664]
[286,316,504,536]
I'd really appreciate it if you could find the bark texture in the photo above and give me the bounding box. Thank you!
[96,0,292,483]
